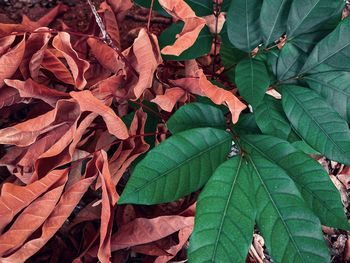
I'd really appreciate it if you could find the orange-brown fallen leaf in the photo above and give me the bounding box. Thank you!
[171,69,246,123]
[158,0,206,56]
[151,87,187,112]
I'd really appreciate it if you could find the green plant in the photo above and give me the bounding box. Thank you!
[120,0,350,262]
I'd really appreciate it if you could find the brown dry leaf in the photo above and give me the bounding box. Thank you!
[0,99,80,147]
[203,13,226,34]
[171,69,246,123]
[109,216,194,252]
[0,36,26,87]
[154,226,193,263]
[330,174,349,208]
[19,30,51,79]
[70,90,129,139]
[100,2,121,48]
[41,49,75,85]
[151,87,187,112]
[0,176,96,263]
[0,35,16,56]
[158,0,206,56]
[107,0,133,22]
[0,87,26,109]
[0,173,68,257]
[52,32,90,89]
[125,28,162,99]
[94,151,118,263]
[35,3,68,27]
[87,38,124,74]
[0,169,67,233]
[5,79,69,107]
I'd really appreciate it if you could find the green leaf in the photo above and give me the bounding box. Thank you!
[235,58,270,107]
[232,113,261,135]
[291,140,320,155]
[282,86,350,165]
[247,154,330,263]
[242,135,349,230]
[222,0,232,12]
[305,71,350,122]
[260,0,293,45]
[188,156,255,263]
[167,103,226,134]
[287,0,344,38]
[184,0,213,16]
[220,40,248,69]
[226,0,262,52]
[276,42,306,81]
[133,0,170,17]
[254,95,291,140]
[301,16,350,74]
[119,128,232,205]
[159,22,212,61]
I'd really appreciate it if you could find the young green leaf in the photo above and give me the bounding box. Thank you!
[301,16,350,74]
[166,103,226,134]
[254,95,291,140]
[119,128,232,205]
[226,0,262,51]
[242,135,349,230]
[158,22,212,60]
[188,156,255,263]
[276,42,306,81]
[282,86,350,165]
[287,0,344,38]
[248,154,330,263]
[260,0,293,46]
[235,58,270,107]
[305,71,350,122]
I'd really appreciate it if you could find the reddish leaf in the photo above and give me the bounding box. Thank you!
[0,36,26,87]
[107,0,133,22]
[87,38,124,74]
[100,2,121,48]
[52,32,90,89]
[171,69,246,123]
[36,3,68,27]
[0,176,96,262]
[0,99,80,146]
[0,169,67,233]
[151,87,187,112]
[5,79,69,107]
[0,173,68,256]
[19,30,51,79]
[0,35,16,56]
[125,28,162,99]
[110,216,194,251]
[41,49,75,85]
[70,90,129,140]
[158,0,206,56]
[0,87,26,110]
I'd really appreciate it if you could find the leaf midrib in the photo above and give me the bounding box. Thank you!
[248,156,306,263]
[130,133,231,194]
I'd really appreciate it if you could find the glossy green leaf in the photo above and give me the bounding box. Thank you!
[242,135,349,230]
[276,42,306,81]
[260,0,293,45]
[222,0,232,12]
[167,103,226,134]
[282,86,350,165]
[248,154,330,263]
[220,40,248,69]
[159,22,212,61]
[254,95,291,140]
[226,0,262,51]
[133,0,170,17]
[235,58,270,107]
[188,156,255,263]
[305,71,350,122]
[119,128,231,205]
[287,0,344,38]
[232,113,261,135]
[301,16,350,74]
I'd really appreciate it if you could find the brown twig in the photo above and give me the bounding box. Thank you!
[212,0,220,80]
[147,0,155,32]
[86,0,139,78]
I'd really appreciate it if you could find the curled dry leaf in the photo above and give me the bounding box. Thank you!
[0,169,68,233]
[0,35,16,56]
[52,32,90,89]
[125,28,162,99]
[0,86,26,110]
[203,13,226,34]
[171,69,246,123]
[158,0,206,56]
[151,87,187,112]
[70,90,129,139]
[0,36,26,87]
[99,2,121,48]
[106,0,132,22]
[0,173,68,257]
[0,176,96,263]
[5,78,69,107]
